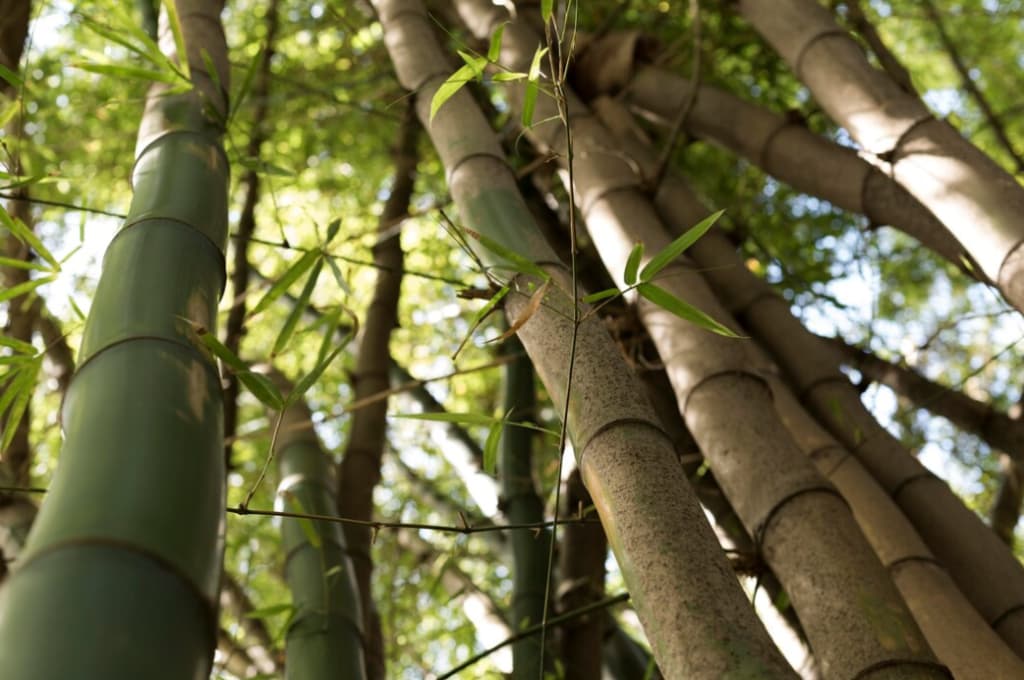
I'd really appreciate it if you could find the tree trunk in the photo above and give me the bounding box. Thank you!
[558,467,605,680]
[376,1,797,676]
[0,2,230,677]
[336,101,419,680]
[739,0,1024,312]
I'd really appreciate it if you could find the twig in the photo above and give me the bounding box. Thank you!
[651,0,701,189]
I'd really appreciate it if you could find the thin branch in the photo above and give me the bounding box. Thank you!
[0,192,127,219]
[651,0,701,188]
[920,0,1024,172]
[838,0,916,94]
[435,592,631,679]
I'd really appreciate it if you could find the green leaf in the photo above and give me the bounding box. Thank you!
[230,47,262,122]
[491,72,526,82]
[541,0,554,22]
[457,51,488,76]
[581,288,620,304]
[325,255,352,296]
[0,275,57,305]
[288,341,347,406]
[522,46,548,128]
[487,24,506,62]
[453,284,509,360]
[637,282,740,337]
[624,242,644,285]
[71,62,182,85]
[0,208,60,271]
[484,419,503,475]
[251,249,320,316]
[246,603,294,620]
[0,335,36,355]
[429,63,478,123]
[0,356,41,453]
[192,327,284,409]
[640,209,724,282]
[238,371,285,410]
[0,64,23,90]
[0,256,51,273]
[465,229,549,280]
[325,219,341,245]
[273,258,323,357]
[161,0,191,80]
[286,494,321,549]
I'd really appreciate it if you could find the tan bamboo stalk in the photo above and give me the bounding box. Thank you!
[589,98,1024,657]
[991,454,1024,546]
[592,94,1024,676]
[769,375,1024,679]
[829,336,1024,459]
[571,39,973,275]
[462,6,946,676]
[558,467,605,680]
[336,102,419,680]
[738,0,1024,312]
[373,0,796,676]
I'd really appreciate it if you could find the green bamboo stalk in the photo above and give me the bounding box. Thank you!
[0,3,231,677]
[373,0,796,676]
[268,368,367,680]
[498,336,550,678]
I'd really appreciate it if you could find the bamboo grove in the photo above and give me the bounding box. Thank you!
[2,0,1024,678]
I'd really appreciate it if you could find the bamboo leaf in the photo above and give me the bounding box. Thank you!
[0,256,51,272]
[0,64,23,90]
[541,0,554,22]
[230,46,262,122]
[286,494,322,549]
[491,72,526,82]
[288,341,346,405]
[489,278,550,344]
[637,282,740,337]
[238,371,285,410]
[325,219,341,245]
[464,228,549,280]
[457,51,488,76]
[430,63,479,123]
[0,335,36,355]
[624,242,644,285]
[272,259,323,357]
[0,356,41,452]
[191,325,284,409]
[161,0,191,80]
[395,412,558,437]
[71,62,182,85]
[0,275,57,305]
[453,284,509,360]
[640,209,724,282]
[325,255,352,296]
[251,249,320,316]
[484,419,502,475]
[246,603,294,620]
[0,208,60,271]
[521,46,548,128]
[581,288,620,304]
[487,24,505,62]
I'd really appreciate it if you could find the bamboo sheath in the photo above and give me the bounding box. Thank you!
[456,2,947,676]
[739,0,1024,312]
[373,0,797,676]
[0,2,230,677]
